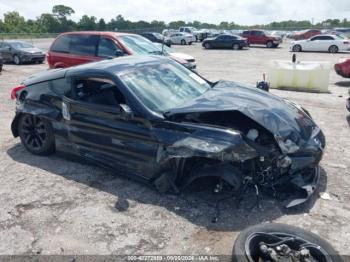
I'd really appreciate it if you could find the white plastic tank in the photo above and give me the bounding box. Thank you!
[267,60,331,93]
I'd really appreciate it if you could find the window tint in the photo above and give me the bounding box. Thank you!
[71,77,125,106]
[69,35,99,56]
[242,31,250,35]
[51,35,71,53]
[311,36,322,41]
[185,28,190,33]
[251,31,263,36]
[179,28,184,32]
[49,78,71,96]
[98,38,120,57]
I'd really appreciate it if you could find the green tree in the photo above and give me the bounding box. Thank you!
[98,18,106,30]
[78,15,97,30]
[3,11,26,32]
[52,5,75,19]
[37,13,61,32]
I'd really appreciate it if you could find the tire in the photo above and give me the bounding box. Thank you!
[293,44,302,52]
[0,64,2,72]
[233,43,240,50]
[232,223,342,262]
[195,36,198,42]
[329,45,339,53]
[181,39,186,45]
[266,41,273,48]
[13,54,21,65]
[188,41,192,45]
[18,114,55,155]
[204,42,211,49]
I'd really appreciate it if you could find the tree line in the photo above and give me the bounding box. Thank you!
[0,5,349,34]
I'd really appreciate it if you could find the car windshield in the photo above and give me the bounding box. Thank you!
[117,61,210,113]
[10,42,33,48]
[153,33,164,40]
[119,35,162,55]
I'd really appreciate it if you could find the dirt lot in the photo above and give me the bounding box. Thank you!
[0,38,349,258]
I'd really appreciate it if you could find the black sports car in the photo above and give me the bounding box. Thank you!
[11,56,325,207]
[202,34,248,50]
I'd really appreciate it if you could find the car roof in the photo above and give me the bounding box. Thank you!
[24,55,171,85]
[57,31,135,37]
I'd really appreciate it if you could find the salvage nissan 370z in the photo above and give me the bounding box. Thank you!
[10,56,325,208]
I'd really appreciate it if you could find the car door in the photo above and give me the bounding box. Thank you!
[214,35,225,48]
[0,42,12,61]
[306,36,321,51]
[321,36,336,51]
[97,37,124,58]
[62,75,160,179]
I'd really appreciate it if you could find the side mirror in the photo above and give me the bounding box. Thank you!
[114,50,124,57]
[120,104,133,120]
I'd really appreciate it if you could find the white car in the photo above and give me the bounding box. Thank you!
[169,32,196,45]
[154,43,196,70]
[290,34,350,53]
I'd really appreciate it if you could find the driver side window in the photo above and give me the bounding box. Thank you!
[71,77,126,107]
[97,38,121,57]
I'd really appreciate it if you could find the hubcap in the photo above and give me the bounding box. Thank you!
[245,232,332,262]
[21,115,47,150]
[14,56,19,64]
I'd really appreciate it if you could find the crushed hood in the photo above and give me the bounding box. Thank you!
[167,81,316,143]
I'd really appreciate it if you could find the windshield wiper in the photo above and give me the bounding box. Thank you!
[148,51,164,55]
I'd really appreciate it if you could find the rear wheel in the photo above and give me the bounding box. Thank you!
[233,43,240,50]
[18,114,55,155]
[293,44,302,52]
[328,45,339,53]
[266,41,273,48]
[232,223,342,262]
[181,39,186,45]
[13,55,21,65]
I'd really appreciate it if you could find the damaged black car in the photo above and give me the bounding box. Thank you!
[11,55,325,208]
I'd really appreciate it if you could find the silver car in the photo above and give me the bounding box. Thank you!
[169,32,196,45]
[0,41,46,65]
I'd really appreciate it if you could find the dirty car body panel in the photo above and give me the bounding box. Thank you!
[11,55,325,208]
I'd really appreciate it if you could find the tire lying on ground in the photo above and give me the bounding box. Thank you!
[232,223,342,262]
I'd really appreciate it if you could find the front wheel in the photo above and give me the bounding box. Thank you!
[329,45,339,53]
[266,41,273,48]
[204,42,211,49]
[293,44,302,52]
[18,114,55,155]
[13,55,21,65]
[232,223,342,262]
[181,39,186,45]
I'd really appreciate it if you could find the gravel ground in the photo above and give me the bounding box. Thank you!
[0,38,349,257]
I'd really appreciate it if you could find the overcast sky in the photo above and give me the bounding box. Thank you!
[0,0,349,25]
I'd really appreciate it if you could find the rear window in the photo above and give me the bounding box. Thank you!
[69,35,99,56]
[51,35,71,53]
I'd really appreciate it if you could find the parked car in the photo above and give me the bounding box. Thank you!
[47,31,192,70]
[0,41,45,65]
[334,58,350,77]
[241,30,282,48]
[179,26,201,41]
[168,32,196,45]
[154,43,196,70]
[202,34,248,50]
[0,53,3,72]
[291,29,322,40]
[139,32,171,47]
[291,34,350,53]
[10,55,325,208]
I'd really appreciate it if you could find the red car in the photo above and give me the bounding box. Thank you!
[291,29,321,40]
[47,31,195,70]
[241,30,282,48]
[334,58,350,78]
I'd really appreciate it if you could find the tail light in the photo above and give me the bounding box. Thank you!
[11,85,26,100]
[343,41,349,45]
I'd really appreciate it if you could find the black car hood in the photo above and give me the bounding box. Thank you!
[168,81,316,142]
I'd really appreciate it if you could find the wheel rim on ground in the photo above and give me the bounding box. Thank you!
[267,42,273,48]
[21,115,47,151]
[244,232,332,262]
[205,43,210,49]
[181,40,185,45]
[233,44,239,50]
